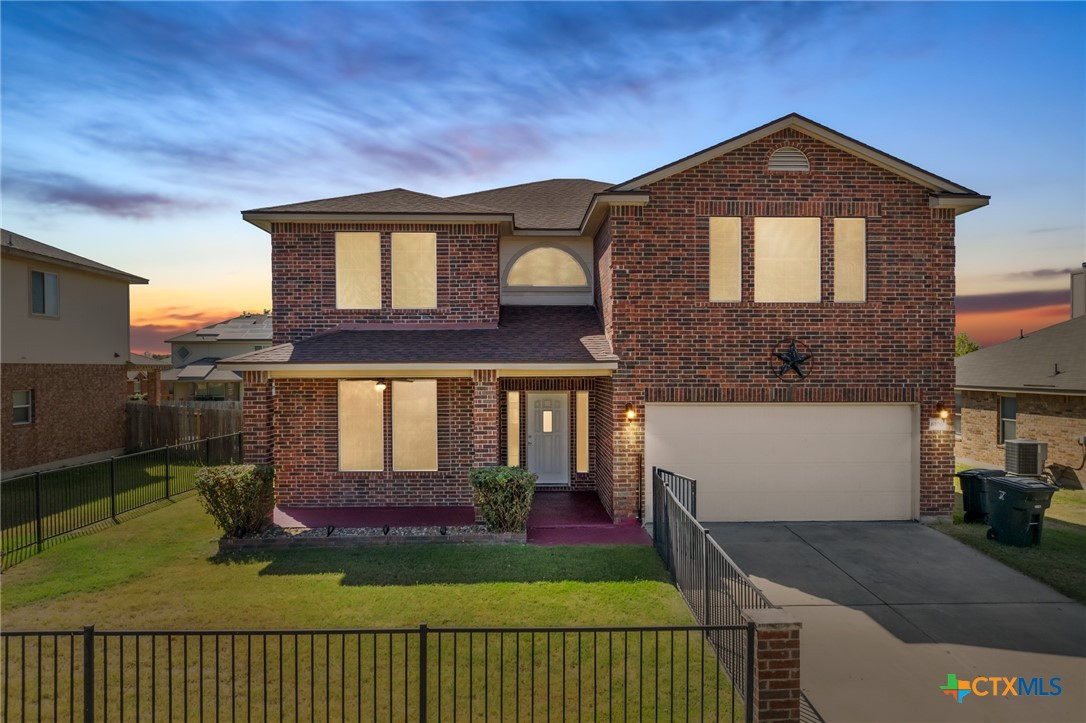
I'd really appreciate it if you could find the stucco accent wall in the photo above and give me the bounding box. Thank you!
[1,257,131,365]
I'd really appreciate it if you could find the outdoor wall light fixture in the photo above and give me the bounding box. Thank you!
[625,403,637,420]
[936,403,949,420]
[374,380,387,392]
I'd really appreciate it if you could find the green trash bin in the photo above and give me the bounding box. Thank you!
[985,476,1057,547]
[955,469,1006,523]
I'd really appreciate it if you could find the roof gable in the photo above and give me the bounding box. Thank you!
[610,113,987,208]
[450,179,612,231]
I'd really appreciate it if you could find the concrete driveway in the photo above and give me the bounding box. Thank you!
[704,521,1085,723]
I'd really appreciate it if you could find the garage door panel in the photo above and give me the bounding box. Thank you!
[645,404,917,522]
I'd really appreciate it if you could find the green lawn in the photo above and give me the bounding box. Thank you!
[928,464,1086,603]
[0,496,740,720]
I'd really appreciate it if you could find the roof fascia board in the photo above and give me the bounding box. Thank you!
[1,247,149,285]
[242,211,513,232]
[221,361,618,373]
[955,384,1086,396]
[576,192,651,236]
[929,194,991,215]
[612,114,977,195]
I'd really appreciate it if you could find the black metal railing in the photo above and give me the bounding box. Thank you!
[651,467,774,716]
[1,623,750,722]
[0,433,243,569]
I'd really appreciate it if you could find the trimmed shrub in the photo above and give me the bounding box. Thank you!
[194,465,275,538]
[470,466,537,532]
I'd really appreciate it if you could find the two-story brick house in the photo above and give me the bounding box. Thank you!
[224,114,987,526]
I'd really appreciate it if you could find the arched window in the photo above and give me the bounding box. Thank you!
[768,146,810,172]
[505,245,589,288]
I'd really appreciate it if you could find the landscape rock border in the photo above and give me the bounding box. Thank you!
[218,525,526,552]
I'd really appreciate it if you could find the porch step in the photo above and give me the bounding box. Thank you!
[526,491,650,546]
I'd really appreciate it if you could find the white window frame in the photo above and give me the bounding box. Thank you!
[30,270,59,317]
[954,392,962,439]
[12,390,32,425]
[998,395,1016,444]
[502,242,591,292]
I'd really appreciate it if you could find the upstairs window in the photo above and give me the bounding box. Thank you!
[833,218,866,302]
[12,390,32,425]
[754,217,821,302]
[392,233,437,308]
[709,217,741,302]
[505,245,588,288]
[335,232,381,309]
[30,270,59,317]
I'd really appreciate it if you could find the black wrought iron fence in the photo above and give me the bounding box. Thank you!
[0,433,243,569]
[1,624,751,722]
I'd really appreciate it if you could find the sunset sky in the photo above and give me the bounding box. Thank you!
[2,2,1083,354]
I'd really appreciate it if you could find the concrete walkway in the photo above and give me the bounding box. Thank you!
[704,521,1085,723]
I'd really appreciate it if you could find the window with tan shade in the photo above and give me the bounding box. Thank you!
[709,217,741,302]
[506,245,588,287]
[833,218,866,302]
[393,380,438,471]
[507,392,521,467]
[392,233,437,308]
[754,217,821,302]
[335,233,381,309]
[338,380,384,471]
[576,391,589,473]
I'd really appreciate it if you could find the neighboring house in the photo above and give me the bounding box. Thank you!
[223,113,988,524]
[127,352,171,401]
[955,271,1086,486]
[161,312,272,401]
[1,229,148,476]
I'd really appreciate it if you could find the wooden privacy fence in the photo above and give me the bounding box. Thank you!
[126,401,242,452]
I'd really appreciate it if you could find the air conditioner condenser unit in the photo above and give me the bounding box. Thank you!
[1005,439,1047,476]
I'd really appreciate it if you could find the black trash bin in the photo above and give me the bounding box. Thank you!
[985,476,1058,547]
[955,468,1006,523]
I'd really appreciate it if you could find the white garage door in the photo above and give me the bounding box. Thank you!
[645,404,918,522]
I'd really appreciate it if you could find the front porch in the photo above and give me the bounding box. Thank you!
[527,491,651,545]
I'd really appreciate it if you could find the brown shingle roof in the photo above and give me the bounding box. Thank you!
[1,229,148,284]
[222,306,616,366]
[955,316,1085,394]
[449,179,612,230]
[244,188,501,216]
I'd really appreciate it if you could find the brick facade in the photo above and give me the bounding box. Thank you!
[271,222,501,344]
[744,608,803,723]
[956,390,1086,485]
[1,363,126,474]
[599,128,957,519]
[267,377,474,507]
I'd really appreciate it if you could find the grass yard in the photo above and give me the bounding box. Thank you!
[928,463,1086,603]
[0,496,741,720]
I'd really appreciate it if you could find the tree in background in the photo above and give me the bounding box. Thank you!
[955,332,980,357]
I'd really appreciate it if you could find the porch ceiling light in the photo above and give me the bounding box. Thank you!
[936,403,949,420]
[625,403,637,421]
[374,380,387,392]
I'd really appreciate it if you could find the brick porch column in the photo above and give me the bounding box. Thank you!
[242,371,273,465]
[471,369,499,466]
[743,608,802,722]
[145,369,162,406]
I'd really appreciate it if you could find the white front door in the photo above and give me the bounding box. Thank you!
[527,392,569,485]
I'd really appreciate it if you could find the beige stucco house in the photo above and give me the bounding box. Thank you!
[1,229,148,476]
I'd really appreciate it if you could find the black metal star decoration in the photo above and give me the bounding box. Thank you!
[773,340,813,380]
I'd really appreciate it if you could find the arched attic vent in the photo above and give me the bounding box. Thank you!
[768,146,810,172]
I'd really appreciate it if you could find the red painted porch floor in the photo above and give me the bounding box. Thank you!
[526,492,650,546]
[272,493,650,546]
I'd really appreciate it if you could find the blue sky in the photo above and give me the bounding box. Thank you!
[2,1,1083,352]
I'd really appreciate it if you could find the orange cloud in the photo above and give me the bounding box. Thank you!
[956,304,1070,348]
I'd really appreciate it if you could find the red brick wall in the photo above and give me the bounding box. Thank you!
[242,371,273,465]
[472,370,499,467]
[956,391,1086,485]
[604,128,958,519]
[271,377,474,507]
[1,363,126,473]
[270,222,500,344]
[593,218,614,340]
